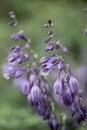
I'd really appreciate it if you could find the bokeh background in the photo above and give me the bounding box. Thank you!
[0,0,87,130]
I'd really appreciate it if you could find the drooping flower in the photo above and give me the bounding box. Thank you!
[45,41,56,51]
[2,63,17,79]
[11,31,27,41]
[14,76,30,95]
[44,35,53,43]
[48,117,59,130]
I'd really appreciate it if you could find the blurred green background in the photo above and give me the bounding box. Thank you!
[0,0,87,130]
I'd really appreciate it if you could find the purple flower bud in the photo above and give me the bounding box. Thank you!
[84,28,87,36]
[8,52,20,63]
[11,46,20,52]
[11,31,27,41]
[45,42,55,51]
[48,30,53,35]
[16,57,23,64]
[44,35,53,43]
[57,43,68,53]
[70,102,76,116]
[31,85,41,100]
[54,79,62,94]
[36,101,50,120]
[48,118,59,130]
[8,21,17,26]
[69,76,78,94]
[24,53,30,60]
[57,61,64,71]
[27,93,35,106]
[9,11,15,18]
[29,74,35,86]
[61,124,66,130]
[77,106,87,124]
[2,63,16,79]
[14,77,30,95]
[40,62,54,76]
[65,87,73,103]
[70,95,79,116]
[40,56,49,64]
[48,19,53,27]
[15,68,24,78]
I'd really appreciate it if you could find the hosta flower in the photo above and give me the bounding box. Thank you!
[54,78,63,95]
[8,21,17,26]
[77,106,87,124]
[15,67,25,78]
[57,61,64,71]
[2,63,16,79]
[56,42,68,53]
[11,31,27,41]
[44,35,53,43]
[36,99,50,120]
[14,76,30,95]
[48,118,59,130]
[45,41,56,51]
[30,85,42,102]
[8,52,20,63]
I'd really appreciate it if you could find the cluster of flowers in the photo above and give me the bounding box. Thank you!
[40,20,87,125]
[2,12,87,130]
[3,12,59,130]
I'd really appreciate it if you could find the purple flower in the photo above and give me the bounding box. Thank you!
[40,56,49,64]
[11,31,27,41]
[69,76,78,94]
[48,19,53,26]
[11,46,20,52]
[57,42,68,53]
[44,35,53,43]
[45,41,56,51]
[77,106,87,124]
[62,86,73,106]
[16,57,23,64]
[57,61,64,71]
[36,100,50,120]
[30,85,41,100]
[9,11,15,18]
[23,53,30,60]
[61,124,66,130]
[48,30,53,35]
[40,63,54,76]
[8,52,20,63]
[70,95,79,116]
[8,21,17,26]
[44,19,53,28]
[54,78,62,94]
[2,63,16,79]
[48,118,59,130]
[84,28,87,36]
[15,67,25,78]
[27,93,35,106]
[14,77,30,95]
